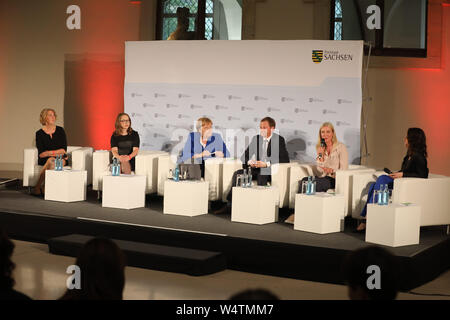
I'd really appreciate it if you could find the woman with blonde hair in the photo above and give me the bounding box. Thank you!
[32,108,68,196]
[178,117,229,178]
[110,113,140,174]
[285,122,348,224]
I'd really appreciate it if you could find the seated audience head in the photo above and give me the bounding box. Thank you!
[229,288,279,300]
[317,122,337,148]
[260,117,276,139]
[39,108,57,126]
[341,246,400,300]
[196,117,213,139]
[0,228,15,292]
[406,127,427,157]
[114,113,133,135]
[60,238,126,300]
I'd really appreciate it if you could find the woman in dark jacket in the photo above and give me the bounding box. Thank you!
[356,128,429,231]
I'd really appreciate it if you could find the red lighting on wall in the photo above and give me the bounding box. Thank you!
[74,59,125,150]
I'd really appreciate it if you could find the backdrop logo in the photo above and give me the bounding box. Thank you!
[190,104,203,109]
[322,109,337,115]
[178,114,190,119]
[254,96,268,101]
[154,113,166,118]
[241,106,254,111]
[313,50,354,63]
[154,93,166,98]
[337,99,352,104]
[280,118,294,124]
[309,97,324,103]
[178,94,190,98]
[131,93,142,98]
[308,120,322,125]
[294,108,308,113]
[143,103,155,108]
[203,94,215,99]
[215,105,228,110]
[228,116,240,121]
[166,104,178,109]
[267,107,280,113]
[281,97,295,102]
[228,95,242,100]
[336,121,351,126]
[312,50,323,64]
[294,130,307,135]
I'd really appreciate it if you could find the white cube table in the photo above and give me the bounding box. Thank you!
[163,180,209,217]
[366,203,421,247]
[102,174,146,209]
[294,193,345,234]
[231,186,279,225]
[45,169,87,202]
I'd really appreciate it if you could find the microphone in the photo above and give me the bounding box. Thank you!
[318,138,326,160]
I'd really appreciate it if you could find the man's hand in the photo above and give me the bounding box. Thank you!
[255,161,267,168]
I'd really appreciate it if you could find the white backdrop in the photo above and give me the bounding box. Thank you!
[125,40,363,164]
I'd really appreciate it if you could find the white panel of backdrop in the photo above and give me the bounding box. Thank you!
[125,40,363,164]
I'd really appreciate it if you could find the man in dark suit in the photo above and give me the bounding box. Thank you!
[214,117,290,213]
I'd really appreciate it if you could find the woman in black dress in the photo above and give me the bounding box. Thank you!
[356,127,429,231]
[33,108,68,195]
[110,113,140,174]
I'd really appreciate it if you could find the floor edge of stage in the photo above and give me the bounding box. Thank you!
[1,208,449,291]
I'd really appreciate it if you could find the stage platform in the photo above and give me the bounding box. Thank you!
[1,185,449,290]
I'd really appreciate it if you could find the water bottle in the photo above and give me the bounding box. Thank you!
[113,158,121,176]
[377,184,384,205]
[55,155,62,171]
[173,165,179,182]
[248,168,252,187]
[111,158,116,176]
[310,177,316,195]
[383,184,389,205]
[306,176,312,195]
[243,169,248,188]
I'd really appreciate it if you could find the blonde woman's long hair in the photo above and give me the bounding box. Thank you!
[316,122,338,149]
[114,113,133,136]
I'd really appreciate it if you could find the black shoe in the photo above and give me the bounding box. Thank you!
[211,204,229,215]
